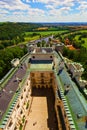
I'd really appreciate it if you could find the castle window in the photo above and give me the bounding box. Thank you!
[17,104,20,108]
[46,85,48,87]
[41,79,44,84]
[32,56,35,58]
[21,96,23,99]
[20,110,23,114]
[32,78,35,83]
[50,73,53,77]
[14,126,17,130]
[50,56,52,58]
[24,88,26,92]
[8,121,13,127]
[41,73,44,77]
[38,85,40,87]
[26,94,28,98]
[31,73,34,77]
[50,79,52,83]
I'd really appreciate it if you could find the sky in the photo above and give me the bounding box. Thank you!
[0,0,87,22]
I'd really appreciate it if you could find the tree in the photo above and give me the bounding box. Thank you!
[37,42,41,47]
[42,40,46,47]
[0,44,4,49]
[0,46,27,80]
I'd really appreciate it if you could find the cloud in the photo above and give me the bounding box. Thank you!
[77,0,87,12]
[28,8,45,16]
[0,9,9,14]
[0,0,29,11]
[33,0,55,4]
[60,6,72,14]
[45,5,54,10]
[0,0,87,22]
[33,0,76,7]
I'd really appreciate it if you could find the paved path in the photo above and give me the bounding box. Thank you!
[25,97,49,130]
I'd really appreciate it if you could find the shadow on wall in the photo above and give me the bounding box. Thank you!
[31,87,58,130]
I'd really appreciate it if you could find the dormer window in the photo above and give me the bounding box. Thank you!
[17,104,20,108]
[33,56,35,58]
[8,121,13,127]
[21,96,23,99]
[50,56,52,58]
[24,88,26,92]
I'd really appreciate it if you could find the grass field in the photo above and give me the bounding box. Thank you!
[76,29,87,33]
[24,30,68,42]
[76,30,87,48]
[74,35,81,41]
[63,29,87,49]
[24,35,40,42]
[25,30,68,35]
[74,32,87,49]
[82,38,87,48]
[74,35,87,49]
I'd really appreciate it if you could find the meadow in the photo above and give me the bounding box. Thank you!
[24,30,68,42]
[74,30,87,48]
[81,38,87,48]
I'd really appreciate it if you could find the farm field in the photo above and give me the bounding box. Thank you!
[74,33,87,49]
[24,30,68,41]
[82,38,87,48]
[76,29,87,33]
[62,29,87,49]
[25,30,68,35]
[74,35,81,41]
[24,35,39,42]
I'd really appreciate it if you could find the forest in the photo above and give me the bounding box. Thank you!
[0,46,27,79]
[0,22,42,49]
[0,22,41,79]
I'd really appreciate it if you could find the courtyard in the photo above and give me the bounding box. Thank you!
[25,88,58,130]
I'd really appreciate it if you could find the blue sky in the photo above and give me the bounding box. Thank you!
[0,0,87,22]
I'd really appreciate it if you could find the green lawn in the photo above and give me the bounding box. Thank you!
[82,38,87,48]
[74,34,87,49]
[77,29,87,33]
[24,30,68,42]
[71,30,87,49]
[74,35,81,41]
[24,35,40,42]
[25,30,68,36]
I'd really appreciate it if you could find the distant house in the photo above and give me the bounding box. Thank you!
[66,45,76,50]
[11,58,20,67]
[64,38,70,45]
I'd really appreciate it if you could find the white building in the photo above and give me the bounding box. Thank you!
[11,58,20,67]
